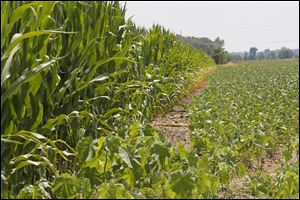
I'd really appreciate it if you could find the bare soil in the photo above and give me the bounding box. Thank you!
[151,75,209,147]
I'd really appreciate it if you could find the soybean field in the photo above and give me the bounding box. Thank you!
[190,59,299,198]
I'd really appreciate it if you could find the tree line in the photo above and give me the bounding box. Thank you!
[230,47,299,61]
[176,34,298,63]
[176,35,230,64]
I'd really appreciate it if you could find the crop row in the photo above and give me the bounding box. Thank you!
[1,1,215,199]
[190,60,299,198]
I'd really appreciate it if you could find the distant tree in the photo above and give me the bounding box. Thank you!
[176,35,215,55]
[195,37,215,55]
[213,48,229,64]
[292,49,299,58]
[269,51,276,59]
[230,47,298,61]
[214,37,224,49]
[249,47,258,60]
[263,49,271,59]
[176,34,229,64]
[278,47,293,59]
[230,54,242,61]
[243,52,249,60]
[257,52,265,60]
[212,37,229,64]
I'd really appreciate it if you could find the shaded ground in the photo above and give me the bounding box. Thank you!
[152,75,210,147]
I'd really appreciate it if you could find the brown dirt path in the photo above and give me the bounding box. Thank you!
[151,70,212,148]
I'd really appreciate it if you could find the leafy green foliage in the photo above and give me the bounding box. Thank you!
[77,136,95,162]
[250,162,299,198]
[1,1,215,199]
[17,184,51,199]
[190,59,299,198]
[97,183,133,199]
[52,173,92,199]
[176,35,230,64]
[3,1,297,199]
[170,170,195,198]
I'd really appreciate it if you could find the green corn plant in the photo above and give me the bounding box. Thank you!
[1,1,216,198]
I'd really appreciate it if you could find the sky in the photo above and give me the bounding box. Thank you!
[122,1,299,52]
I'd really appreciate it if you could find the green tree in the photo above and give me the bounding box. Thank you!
[243,52,249,60]
[257,52,265,60]
[269,51,277,59]
[213,48,229,64]
[176,35,229,64]
[249,47,258,60]
[278,47,293,59]
[230,54,242,61]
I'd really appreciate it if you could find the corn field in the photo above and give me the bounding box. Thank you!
[1,1,215,198]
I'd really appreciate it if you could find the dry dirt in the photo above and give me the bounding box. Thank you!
[151,76,209,147]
